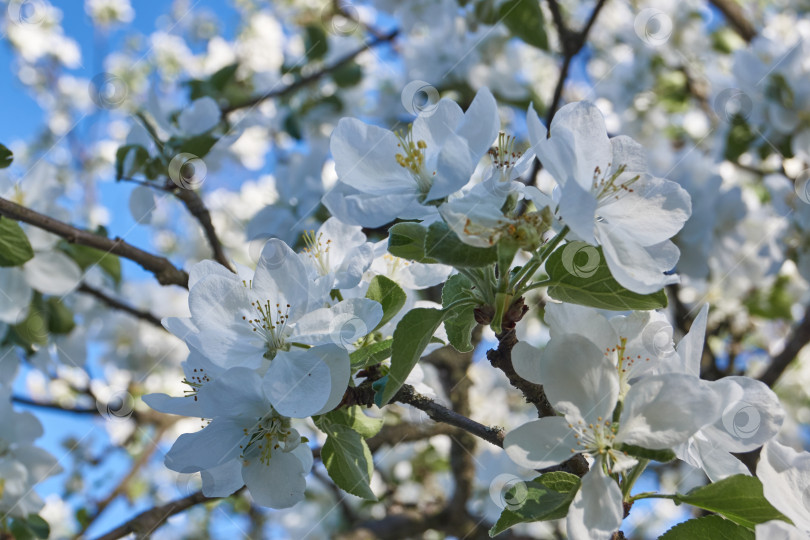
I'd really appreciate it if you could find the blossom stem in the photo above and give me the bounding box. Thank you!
[629,491,676,502]
[621,459,649,500]
[511,226,569,293]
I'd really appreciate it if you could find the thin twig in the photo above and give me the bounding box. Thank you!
[0,197,189,288]
[12,395,99,414]
[221,29,399,114]
[78,283,164,329]
[708,0,756,42]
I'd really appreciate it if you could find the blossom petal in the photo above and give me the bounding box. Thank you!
[599,227,680,294]
[242,449,306,509]
[251,239,312,316]
[142,393,201,418]
[23,250,82,295]
[617,374,720,449]
[674,304,708,377]
[566,467,623,540]
[263,348,333,417]
[200,459,245,497]
[559,180,598,244]
[196,367,268,419]
[165,417,246,472]
[758,440,810,533]
[702,376,785,452]
[511,341,543,385]
[504,417,578,469]
[330,118,413,195]
[598,177,691,246]
[293,298,382,348]
[541,334,619,423]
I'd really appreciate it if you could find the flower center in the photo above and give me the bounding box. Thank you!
[382,253,410,276]
[395,128,434,194]
[302,229,331,276]
[608,337,652,397]
[489,131,523,182]
[240,412,301,466]
[592,163,639,202]
[570,417,630,472]
[241,293,292,358]
[182,367,211,401]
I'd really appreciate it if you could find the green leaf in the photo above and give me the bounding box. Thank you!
[659,515,755,540]
[24,515,50,539]
[490,472,580,536]
[545,242,668,310]
[425,221,498,267]
[499,0,548,50]
[114,144,150,180]
[0,217,34,267]
[616,443,676,463]
[332,61,363,87]
[387,222,436,263]
[0,143,13,168]
[318,406,383,438]
[9,518,35,540]
[442,274,478,353]
[320,424,376,500]
[60,242,122,284]
[45,297,75,335]
[365,275,407,331]
[380,308,445,405]
[350,338,393,369]
[11,302,48,346]
[304,24,329,60]
[673,474,789,529]
[170,134,219,157]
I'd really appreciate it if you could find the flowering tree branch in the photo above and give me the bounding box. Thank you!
[0,197,189,288]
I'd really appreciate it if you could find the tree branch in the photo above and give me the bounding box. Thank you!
[708,0,756,42]
[0,197,189,288]
[759,303,810,386]
[78,283,164,329]
[92,489,232,540]
[222,29,399,115]
[12,395,99,415]
[171,186,233,271]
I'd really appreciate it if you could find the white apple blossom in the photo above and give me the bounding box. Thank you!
[504,334,721,540]
[527,101,692,293]
[151,366,313,509]
[0,386,62,518]
[163,239,382,418]
[326,87,500,226]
